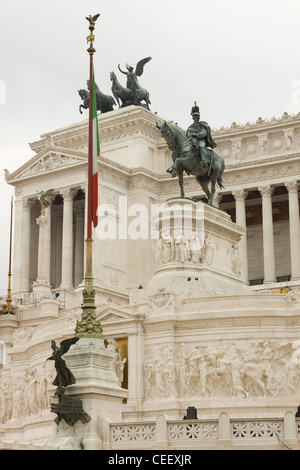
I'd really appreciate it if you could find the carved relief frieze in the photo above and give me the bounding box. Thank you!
[244,138,258,157]
[284,128,294,151]
[18,153,86,179]
[155,233,205,267]
[144,339,300,400]
[99,168,128,190]
[148,289,177,313]
[270,134,284,153]
[223,161,300,187]
[257,133,268,155]
[0,362,55,424]
[231,138,242,162]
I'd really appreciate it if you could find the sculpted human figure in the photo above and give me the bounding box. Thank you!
[231,357,246,397]
[203,235,215,265]
[232,243,242,275]
[176,238,188,263]
[189,234,202,263]
[155,238,163,265]
[118,57,151,109]
[186,102,217,165]
[47,337,79,388]
[115,348,127,385]
[162,238,173,263]
[175,344,190,397]
[12,377,24,420]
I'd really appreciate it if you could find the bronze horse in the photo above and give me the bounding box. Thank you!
[78,81,116,114]
[157,121,225,205]
[110,71,135,108]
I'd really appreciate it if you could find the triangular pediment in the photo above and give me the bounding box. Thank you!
[99,306,140,323]
[6,148,87,183]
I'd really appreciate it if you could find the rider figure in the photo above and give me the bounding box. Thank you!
[186,102,217,165]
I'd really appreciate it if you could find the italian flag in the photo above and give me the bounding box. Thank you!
[91,67,100,228]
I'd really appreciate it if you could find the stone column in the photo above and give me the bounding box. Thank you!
[233,189,248,284]
[127,325,144,406]
[32,208,51,297]
[60,189,75,289]
[55,213,63,288]
[20,199,34,293]
[259,185,276,284]
[285,181,300,280]
[45,202,53,283]
[74,205,84,286]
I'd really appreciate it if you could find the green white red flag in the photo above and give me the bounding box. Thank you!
[91,66,100,228]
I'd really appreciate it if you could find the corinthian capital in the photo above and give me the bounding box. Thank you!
[285,181,299,193]
[61,188,77,201]
[258,185,274,198]
[23,198,35,210]
[232,189,248,202]
[36,214,49,227]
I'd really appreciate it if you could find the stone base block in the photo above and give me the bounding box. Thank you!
[47,337,127,450]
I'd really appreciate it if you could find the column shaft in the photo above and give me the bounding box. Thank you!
[36,213,50,283]
[285,181,300,280]
[233,190,248,283]
[259,185,275,283]
[61,190,74,289]
[20,200,33,293]
[127,326,144,405]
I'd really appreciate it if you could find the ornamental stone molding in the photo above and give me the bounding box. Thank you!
[285,180,299,193]
[61,188,77,201]
[232,189,248,201]
[257,133,268,155]
[22,198,36,210]
[212,110,300,136]
[258,185,274,198]
[231,138,242,161]
[36,214,49,227]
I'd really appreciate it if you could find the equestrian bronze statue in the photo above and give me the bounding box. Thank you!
[157,103,225,205]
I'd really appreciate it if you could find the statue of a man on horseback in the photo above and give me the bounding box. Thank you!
[157,103,225,205]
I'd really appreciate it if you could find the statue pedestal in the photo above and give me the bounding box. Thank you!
[149,198,249,300]
[32,280,52,300]
[47,338,127,450]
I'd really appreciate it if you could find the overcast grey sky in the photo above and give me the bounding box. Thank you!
[0,0,300,295]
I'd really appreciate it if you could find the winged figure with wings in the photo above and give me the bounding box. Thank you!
[47,337,79,388]
[37,188,55,213]
[118,57,151,109]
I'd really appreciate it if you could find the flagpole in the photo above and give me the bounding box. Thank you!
[2,196,15,315]
[75,14,102,339]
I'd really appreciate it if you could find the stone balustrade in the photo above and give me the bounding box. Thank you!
[105,412,300,450]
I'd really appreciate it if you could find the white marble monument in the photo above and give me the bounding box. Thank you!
[1,106,300,450]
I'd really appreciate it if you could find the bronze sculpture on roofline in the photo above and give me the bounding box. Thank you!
[78,57,152,113]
